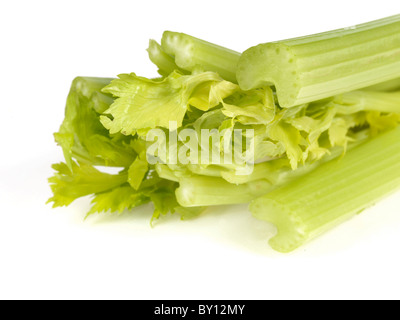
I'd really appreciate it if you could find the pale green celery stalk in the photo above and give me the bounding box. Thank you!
[147,40,184,77]
[174,135,371,207]
[334,90,400,113]
[365,77,400,92]
[237,15,400,108]
[176,176,272,207]
[250,127,400,253]
[174,154,338,207]
[161,31,240,83]
[155,164,180,182]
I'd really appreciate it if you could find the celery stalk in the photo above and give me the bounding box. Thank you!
[147,40,185,77]
[365,77,400,92]
[176,176,272,207]
[250,127,400,253]
[237,15,400,108]
[161,31,240,82]
[334,90,400,113]
[174,137,371,207]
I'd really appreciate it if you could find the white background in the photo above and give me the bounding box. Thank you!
[1,0,399,300]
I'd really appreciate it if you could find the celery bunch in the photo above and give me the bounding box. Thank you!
[49,15,400,252]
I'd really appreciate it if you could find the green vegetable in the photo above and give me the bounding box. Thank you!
[250,126,400,253]
[161,31,240,83]
[54,77,136,169]
[147,39,184,77]
[48,16,400,252]
[48,162,128,207]
[174,140,368,207]
[237,15,400,108]
[48,77,204,221]
[100,71,225,133]
[365,77,400,92]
